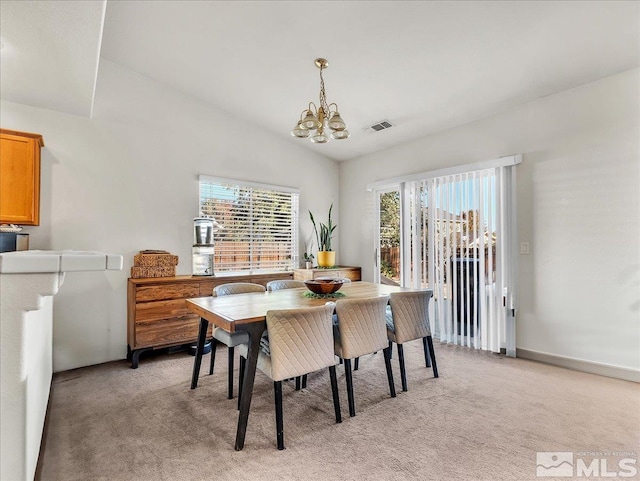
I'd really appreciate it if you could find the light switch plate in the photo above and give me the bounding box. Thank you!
[520,242,530,255]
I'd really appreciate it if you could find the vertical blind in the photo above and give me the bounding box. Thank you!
[199,176,299,273]
[424,169,498,351]
[422,166,517,354]
[370,156,520,356]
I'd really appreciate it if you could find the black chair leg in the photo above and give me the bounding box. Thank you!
[274,381,285,450]
[426,335,439,378]
[302,374,308,389]
[344,359,356,417]
[354,357,359,371]
[209,338,217,375]
[383,347,396,398]
[422,336,431,368]
[238,356,246,410]
[388,340,393,359]
[227,347,235,399]
[295,377,301,391]
[329,366,342,424]
[397,343,408,392]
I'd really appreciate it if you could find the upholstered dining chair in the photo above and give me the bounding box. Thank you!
[239,303,342,450]
[190,282,266,399]
[266,279,306,291]
[266,278,307,390]
[386,290,439,392]
[333,296,396,417]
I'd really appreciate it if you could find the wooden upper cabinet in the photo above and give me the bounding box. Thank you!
[0,129,44,226]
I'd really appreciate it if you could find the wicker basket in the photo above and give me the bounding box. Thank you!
[130,266,176,278]
[133,250,179,267]
[131,250,179,278]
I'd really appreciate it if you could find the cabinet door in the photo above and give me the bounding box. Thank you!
[341,268,361,281]
[293,269,313,281]
[0,131,42,225]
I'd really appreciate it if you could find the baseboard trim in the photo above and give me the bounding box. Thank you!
[516,348,640,383]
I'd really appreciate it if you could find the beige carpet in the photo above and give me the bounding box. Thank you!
[37,342,639,481]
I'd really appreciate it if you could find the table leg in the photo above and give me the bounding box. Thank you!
[191,317,209,389]
[235,321,265,451]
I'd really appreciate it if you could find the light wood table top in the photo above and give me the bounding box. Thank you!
[187,281,410,333]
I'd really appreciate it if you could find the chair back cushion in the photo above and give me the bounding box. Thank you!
[266,279,306,291]
[388,290,434,343]
[334,296,389,359]
[267,303,336,381]
[213,282,266,297]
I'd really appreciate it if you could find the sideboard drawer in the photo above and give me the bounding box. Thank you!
[199,280,217,296]
[136,282,200,302]
[135,316,211,348]
[135,299,192,323]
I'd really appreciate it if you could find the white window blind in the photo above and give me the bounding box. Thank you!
[199,176,299,273]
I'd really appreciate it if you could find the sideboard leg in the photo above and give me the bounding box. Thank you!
[130,348,152,369]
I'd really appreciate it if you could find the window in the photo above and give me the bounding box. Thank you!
[199,175,299,273]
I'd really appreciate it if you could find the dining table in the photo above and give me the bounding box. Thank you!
[186,280,410,450]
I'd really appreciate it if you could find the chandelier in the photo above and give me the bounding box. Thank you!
[291,58,350,143]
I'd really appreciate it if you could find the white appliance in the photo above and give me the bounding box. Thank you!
[192,217,218,276]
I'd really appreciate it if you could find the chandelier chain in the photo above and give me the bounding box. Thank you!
[319,67,329,117]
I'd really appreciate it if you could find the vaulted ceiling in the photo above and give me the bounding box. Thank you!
[1,1,638,161]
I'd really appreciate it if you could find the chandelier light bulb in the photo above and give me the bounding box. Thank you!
[311,133,329,144]
[331,129,350,140]
[328,112,346,131]
[291,121,311,138]
[301,110,320,130]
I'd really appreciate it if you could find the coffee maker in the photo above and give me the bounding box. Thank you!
[192,217,219,276]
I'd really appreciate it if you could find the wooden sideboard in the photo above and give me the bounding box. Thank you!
[127,272,292,368]
[293,266,361,282]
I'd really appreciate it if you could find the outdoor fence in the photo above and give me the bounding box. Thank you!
[214,241,292,271]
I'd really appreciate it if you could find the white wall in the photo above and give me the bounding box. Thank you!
[1,273,59,481]
[0,59,339,372]
[339,69,640,373]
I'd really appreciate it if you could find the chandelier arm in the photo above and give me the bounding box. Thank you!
[327,103,339,115]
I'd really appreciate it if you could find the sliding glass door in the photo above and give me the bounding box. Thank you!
[370,158,519,356]
[374,188,402,285]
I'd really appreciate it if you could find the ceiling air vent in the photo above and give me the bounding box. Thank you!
[367,120,394,132]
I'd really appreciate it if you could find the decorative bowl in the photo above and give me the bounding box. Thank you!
[304,278,346,295]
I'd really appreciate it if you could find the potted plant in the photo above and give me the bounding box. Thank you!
[303,251,315,269]
[309,203,336,268]
[302,238,316,269]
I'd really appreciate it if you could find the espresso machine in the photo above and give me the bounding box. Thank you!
[192,217,219,276]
